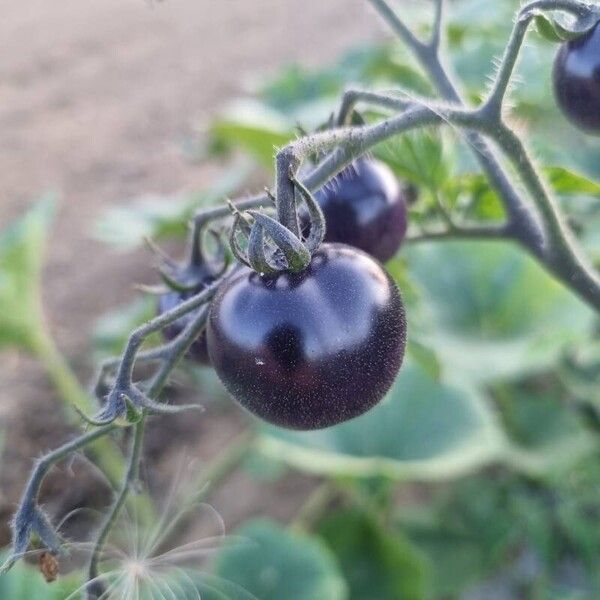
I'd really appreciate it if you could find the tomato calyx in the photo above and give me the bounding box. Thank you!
[228,172,326,277]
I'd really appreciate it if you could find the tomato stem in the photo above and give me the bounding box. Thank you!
[30,321,125,486]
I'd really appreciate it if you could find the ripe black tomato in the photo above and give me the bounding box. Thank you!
[206,243,406,430]
[158,290,211,365]
[553,21,600,134]
[310,158,408,263]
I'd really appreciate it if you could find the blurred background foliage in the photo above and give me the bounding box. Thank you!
[1,0,599,598]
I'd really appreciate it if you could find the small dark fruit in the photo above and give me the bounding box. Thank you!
[553,21,600,134]
[207,243,407,430]
[309,158,408,263]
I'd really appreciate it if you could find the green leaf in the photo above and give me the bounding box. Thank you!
[544,166,600,197]
[500,388,593,450]
[0,553,82,600]
[93,295,158,356]
[375,129,450,191]
[406,339,441,380]
[318,509,429,600]
[208,101,295,167]
[497,385,598,471]
[259,359,505,481]
[404,241,595,382]
[400,479,518,596]
[258,43,433,112]
[0,197,55,352]
[210,519,347,600]
[94,167,249,250]
[442,173,505,221]
[534,14,565,43]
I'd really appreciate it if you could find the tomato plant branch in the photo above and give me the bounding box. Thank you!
[368,0,547,251]
[483,0,594,117]
[84,300,221,595]
[406,223,508,243]
[86,417,146,600]
[365,0,600,309]
[30,325,125,486]
[430,0,445,53]
[0,424,116,575]
[6,0,600,592]
[493,122,600,307]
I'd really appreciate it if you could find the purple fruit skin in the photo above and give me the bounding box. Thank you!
[207,243,407,430]
[313,158,408,263]
[554,22,600,134]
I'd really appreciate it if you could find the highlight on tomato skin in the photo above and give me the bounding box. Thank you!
[206,243,407,431]
[306,158,408,263]
[553,20,600,134]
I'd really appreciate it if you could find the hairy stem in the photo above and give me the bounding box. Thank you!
[367,0,546,251]
[30,327,125,485]
[493,123,600,308]
[87,418,146,599]
[365,0,599,309]
[1,425,116,574]
[112,282,219,392]
[483,0,589,116]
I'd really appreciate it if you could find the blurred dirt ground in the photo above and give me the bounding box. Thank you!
[0,0,385,552]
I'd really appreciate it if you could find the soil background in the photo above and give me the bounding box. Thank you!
[0,0,383,555]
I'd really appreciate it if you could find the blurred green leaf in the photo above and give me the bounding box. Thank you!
[406,339,442,381]
[93,295,158,356]
[95,168,249,250]
[318,509,429,600]
[400,476,519,596]
[242,452,288,482]
[210,520,347,600]
[499,386,594,450]
[544,166,600,197]
[259,44,433,113]
[534,14,567,43]
[443,173,505,222]
[0,553,82,600]
[375,129,450,191]
[208,101,295,167]
[559,338,600,410]
[404,241,595,382]
[0,197,55,352]
[259,359,505,481]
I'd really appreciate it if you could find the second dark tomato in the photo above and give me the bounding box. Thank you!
[312,158,408,263]
[553,21,600,134]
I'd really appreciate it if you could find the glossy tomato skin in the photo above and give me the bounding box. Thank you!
[207,244,406,430]
[313,158,408,263]
[159,291,210,365]
[553,22,600,133]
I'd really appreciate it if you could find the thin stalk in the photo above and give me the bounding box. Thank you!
[87,417,146,600]
[156,430,256,553]
[29,323,125,487]
[291,482,338,532]
[494,124,600,309]
[367,0,546,251]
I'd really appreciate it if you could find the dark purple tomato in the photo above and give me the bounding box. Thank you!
[553,21,600,133]
[206,243,406,430]
[159,290,211,365]
[311,158,408,263]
